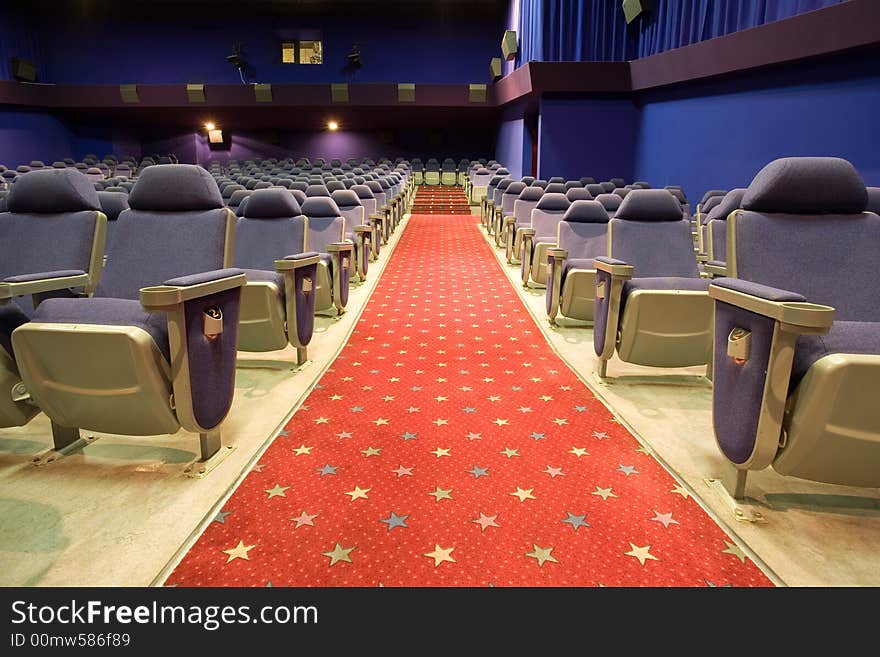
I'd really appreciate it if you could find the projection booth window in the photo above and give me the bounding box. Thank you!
[282,40,323,64]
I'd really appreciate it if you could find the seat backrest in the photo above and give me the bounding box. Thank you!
[557,200,609,259]
[531,179,548,189]
[548,177,565,185]
[731,157,879,321]
[351,185,377,217]
[700,189,728,206]
[306,184,330,197]
[865,187,880,215]
[580,177,596,186]
[521,176,536,185]
[227,189,251,208]
[235,188,307,268]
[608,189,698,279]
[699,195,724,224]
[365,181,385,208]
[564,180,584,190]
[97,165,232,300]
[600,181,615,193]
[609,178,625,188]
[326,181,346,192]
[331,189,365,235]
[531,193,570,239]
[501,182,526,215]
[514,187,543,227]
[0,169,103,283]
[545,183,566,195]
[301,197,345,253]
[493,178,513,205]
[97,190,130,248]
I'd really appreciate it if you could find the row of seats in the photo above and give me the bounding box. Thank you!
[0,154,180,190]
[0,162,415,463]
[475,157,880,498]
[409,158,501,186]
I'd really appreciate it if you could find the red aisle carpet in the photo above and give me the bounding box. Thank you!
[409,185,472,214]
[169,213,772,587]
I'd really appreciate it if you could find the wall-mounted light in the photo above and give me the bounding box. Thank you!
[327,120,339,131]
[204,122,216,131]
[208,129,224,144]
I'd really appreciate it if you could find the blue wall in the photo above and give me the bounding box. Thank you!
[634,50,880,197]
[537,96,637,181]
[36,15,501,85]
[494,115,533,179]
[0,108,74,165]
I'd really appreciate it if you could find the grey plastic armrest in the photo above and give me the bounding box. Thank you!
[594,256,633,278]
[547,247,568,261]
[520,228,536,238]
[704,260,728,277]
[327,242,354,254]
[140,269,247,309]
[275,251,321,271]
[0,270,90,301]
[709,278,834,331]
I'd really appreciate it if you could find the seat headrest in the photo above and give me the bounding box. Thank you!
[227,189,252,206]
[351,184,375,200]
[96,190,130,221]
[475,168,490,175]
[580,177,596,185]
[305,184,330,197]
[496,168,510,175]
[548,177,565,184]
[86,167,102,174]
[244,188,302,218]
[521,176,535,185]
[609,178,625,188]
[488,175,505,187]
[331,189,361,208]
[535,193,570,212]
[302,197,342,217]
[866,187,880,214]
[564,200,609,224]
[701,195,724,215]
[531,179,548,189]
[545,183,566,194]
[706,188,746,222]
[366,181,383,193]
[566,188,593,202]
[51,161,66,169]
[665,187,688,204]
[564,181,584,190]
[518,187,544,202]
[741,157,867,214]
[7,169,101,213]
[129,164,223,211]
[615,189,684,222]
[700,189,728,205]
[613,188,630,199]
[594,194,619,211]
[586,184,604,196]
[497,178,513,191]
[504,182,526,196]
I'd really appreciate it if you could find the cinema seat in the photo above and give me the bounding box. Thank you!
[489,178,514,239]
[469,168,492,205]
[703,189,746,277]
[593,189,712,378]
[494,181,525,247]
[441,159,457,186]
[411,158,424,185]
[506,186,544,264]
[709,157,880,496]
[300,197,353,315]
[425,159,441,186]
[545,200,610,325]
[232,189,318,361]
[11,165,245,460]
[0,170,107,429]
[520,192,570,287]
[96,190,129,252]
[866,187,880,214]
[352,184,382,261]
[595,193,622,217]
[332,189,372,281]
[694,194,724,256]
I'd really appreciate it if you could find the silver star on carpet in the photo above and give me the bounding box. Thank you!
[380,512,409,531]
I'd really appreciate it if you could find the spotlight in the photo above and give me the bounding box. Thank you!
[204,122,215,131]
[327,120,339,131]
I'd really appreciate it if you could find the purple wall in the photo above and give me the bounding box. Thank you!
[537,96,638,181]
[37,15,502,85]
[0,108,74,165]
[494,114,532,179]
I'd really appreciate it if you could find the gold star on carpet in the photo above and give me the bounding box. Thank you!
[322,543,355,566]
[341,376,353,381]
[373,418,390,426]
[314,416,329,424]
[434,395,448,402]
[265,484,290,498]
[518,406,532,413]
[488,395,502,402]
[424,544,456,567]
[345,486,371,501]
[361,447,382,457]
[721,540,747,564]
[543,466,564,478]
[388,377,400,382]
[222,540,255,563]
[671,485,691,499]
[472,513,500,532]
[592,486,617,500]
[383,395,395,402]
[392,465,413,477]
[540,395,554,401]
[552,418,568,426]
[501,447,520,458]
[493,418,509,426]
[290,511,318,528]
[510,487,536,502]
[525,544,558,567]
[362,385,373,391]
[569,447,589,457]
[433,418,450,427]
[329,394,343,401]
[482,377,494,383]
[624,543,659,566]
[406,406,420,413]
[428,486,453,502]
[292,444,313,456]
[431,447,451,458]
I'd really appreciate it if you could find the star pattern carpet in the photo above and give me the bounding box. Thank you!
[409,186,472,215]
[169,212,772,587]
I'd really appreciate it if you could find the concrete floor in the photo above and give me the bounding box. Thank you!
[480,222,880,587]
[0,215,411,587]
[2,204,878,587]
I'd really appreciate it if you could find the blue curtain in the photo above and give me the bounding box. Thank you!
[517,0,849,65]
